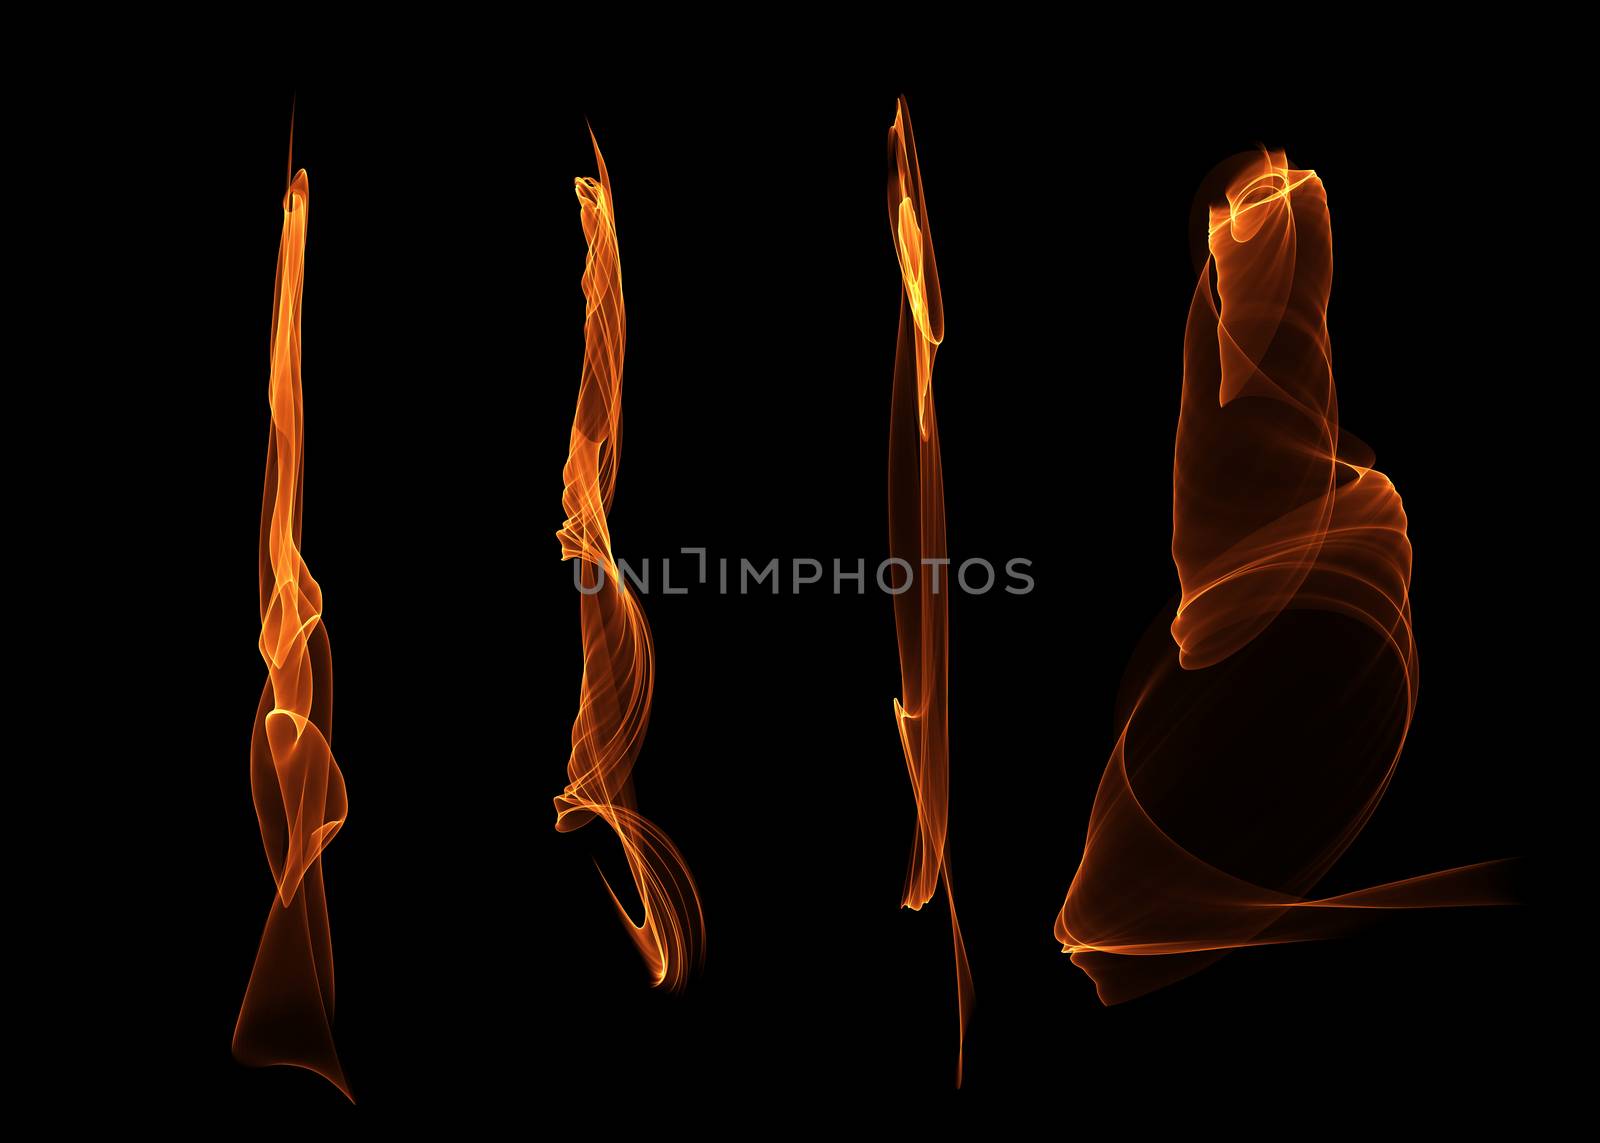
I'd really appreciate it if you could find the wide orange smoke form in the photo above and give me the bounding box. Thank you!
[887,97,974,1085]
[233,157,351,1099]
[1055,150,1513,1004]
[555,131,704,991]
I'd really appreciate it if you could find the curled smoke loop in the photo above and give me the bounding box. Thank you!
[555,131,705,992]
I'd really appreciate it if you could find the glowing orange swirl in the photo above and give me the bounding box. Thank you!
[1056,150,1512,1004]
[233,161,351,1099]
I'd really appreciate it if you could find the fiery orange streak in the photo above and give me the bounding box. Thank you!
[1055,150,1512,1004]
[887,98,973,1086]
[233,159,351,1099]
[555,131,704,991]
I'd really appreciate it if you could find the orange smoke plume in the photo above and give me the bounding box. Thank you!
[555,131,704,990]
[233,156,352,1098]
[887,97,973,1085]
[1055,150,1513,1004]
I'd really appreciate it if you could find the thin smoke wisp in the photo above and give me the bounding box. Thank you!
[887,97,974,1084]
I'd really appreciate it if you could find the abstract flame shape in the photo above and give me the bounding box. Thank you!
[555,131,704,990]
[233,162,352,1098]
[1055,150,1512,1004]
[887,98,973,1085]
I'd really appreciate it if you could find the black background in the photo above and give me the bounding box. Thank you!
[80,73,1547,1112]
